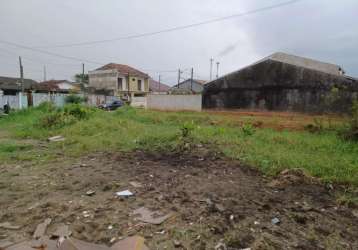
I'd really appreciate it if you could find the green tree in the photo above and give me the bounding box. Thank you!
[74,73,89,84]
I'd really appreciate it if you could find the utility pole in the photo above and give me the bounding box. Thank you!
[210,58,214,81]
[190,68,194,92]
[82,63,85,83]
[43,65,47,81]
[19,56,24,109]
[177,68,182,88]
[158,75,161,92]
[216,62,220,79]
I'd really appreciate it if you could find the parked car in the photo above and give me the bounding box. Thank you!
[98,100,123,111]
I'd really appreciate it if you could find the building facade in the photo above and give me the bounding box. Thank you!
[88,63,149,100]
[203,52,358,113]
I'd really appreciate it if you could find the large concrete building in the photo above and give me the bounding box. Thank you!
[203,52,358,113]
[89,63,149,100]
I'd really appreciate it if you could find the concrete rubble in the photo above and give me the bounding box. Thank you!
[48,136,65,142]
[132,207,172,225]
[0,220,149,250]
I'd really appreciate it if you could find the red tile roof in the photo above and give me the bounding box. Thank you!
[96,63,148,78]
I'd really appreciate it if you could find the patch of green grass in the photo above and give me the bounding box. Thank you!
[0,105,357,186]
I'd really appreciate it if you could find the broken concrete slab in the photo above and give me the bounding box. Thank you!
[33,218,52,239]
[51,224,72,239]
[129,181,143,188]
[0,222,21,230]
[110,236,149,250]
[4,237,58,250]
[48,135,65,142]
[132,207,172,225]
[0,240,14,250]
[58,238,110,250]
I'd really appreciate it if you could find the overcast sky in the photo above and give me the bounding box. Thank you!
[0,0,357,85]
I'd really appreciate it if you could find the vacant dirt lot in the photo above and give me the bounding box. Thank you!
[206,109,345,131]
[0,147,357,249]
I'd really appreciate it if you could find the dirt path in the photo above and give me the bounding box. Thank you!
[0,148,357,249]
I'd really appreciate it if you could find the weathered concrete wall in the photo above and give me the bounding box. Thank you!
[203,60,358,113]
[89,69,118,90]
[147,94,202,111]
[0,93,28,109]
[131,96,147,108]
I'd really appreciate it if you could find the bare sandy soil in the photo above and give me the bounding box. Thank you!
[0,147,357,249]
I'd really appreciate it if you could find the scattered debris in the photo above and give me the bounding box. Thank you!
[215,242,227,250]
[214,203,225,213]
[33,218,52,239]
[129,181,143,188]
[58,238,109,250]
[0,240,14,249]
[111,236,149,250]
[353,210,358,218]
[116,190,134,197]
[86,190,96,196]
[173,240,182,248]
[48,135,65,142]
[0,222,21,230]
[271,217,281,225]
[82,211,90,218]
[132,207,172,225]
[51,224,72,239]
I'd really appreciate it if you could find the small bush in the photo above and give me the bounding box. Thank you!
[39,104,94,129]
[340,101,358,141]
[37,101,56,112]
[65,94,86,104]
[242,123,255,136]
[304,118,325,133]
[180,121,195,138]
[64,104,93,120]
[39,111,76,129]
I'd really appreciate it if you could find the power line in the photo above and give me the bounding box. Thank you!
[33,0,301,49]
[0,43,182,74]
[0,40,104,65]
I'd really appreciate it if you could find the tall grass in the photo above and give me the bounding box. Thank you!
[0,104,357,186]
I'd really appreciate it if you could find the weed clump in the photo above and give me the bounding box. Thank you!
[242,123,255,136]
[39,104,94,129]
[65,94,86,104]
[304,118,325,133]
[340,101,358,141]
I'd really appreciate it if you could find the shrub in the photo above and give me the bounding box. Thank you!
[242,123,255,136]
[341,101,358,141]
[39,104,94,129]
[180,121,195,138]
[65,94,86,104]
[39,111,76,129]
[304,118,325,133]
[63,104,93,120]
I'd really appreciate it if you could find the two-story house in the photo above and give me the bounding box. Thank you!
[88,63,149,100]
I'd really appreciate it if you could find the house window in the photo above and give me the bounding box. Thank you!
[117,78,123,90]
[137,79,142,91]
